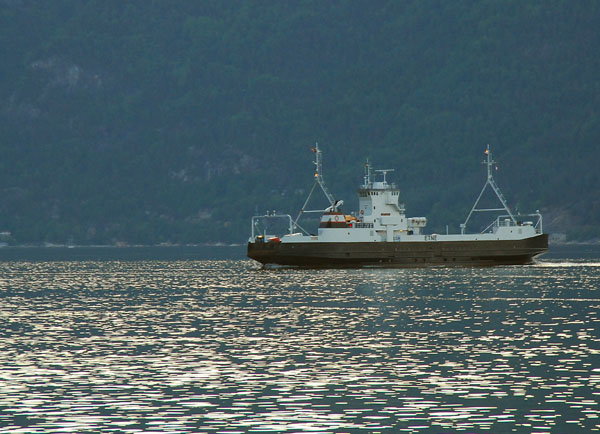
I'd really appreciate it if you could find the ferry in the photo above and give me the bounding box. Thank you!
[247,145,548,267]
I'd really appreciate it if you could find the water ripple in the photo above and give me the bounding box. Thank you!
[0,258,599,432]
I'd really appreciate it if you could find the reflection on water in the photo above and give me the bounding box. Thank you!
[0,256,599,433]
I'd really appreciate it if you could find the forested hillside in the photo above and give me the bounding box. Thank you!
[1,0,599,245]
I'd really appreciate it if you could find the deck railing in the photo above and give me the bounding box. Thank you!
[250,214,293,241]
[482,212,543,234]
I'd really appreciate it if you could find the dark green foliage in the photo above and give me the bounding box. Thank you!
[0,0,598,244]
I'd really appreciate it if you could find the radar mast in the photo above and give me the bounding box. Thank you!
[293,143,337,235]
[461,145,516,234]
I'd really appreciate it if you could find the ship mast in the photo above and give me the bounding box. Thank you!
[363,159,372,187]
[461,145,516,234]
[312,143,335,205]
[293,143,337,234]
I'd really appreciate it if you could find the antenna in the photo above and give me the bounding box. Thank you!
[375,169,394,184]
[363,159,372,186]
[461,145,516,234]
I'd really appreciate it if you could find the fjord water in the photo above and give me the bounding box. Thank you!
[1,246,599,433]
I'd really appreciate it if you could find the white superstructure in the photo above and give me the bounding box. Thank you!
[250,146,543,245]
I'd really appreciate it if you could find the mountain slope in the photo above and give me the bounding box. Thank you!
[1,0,599,244]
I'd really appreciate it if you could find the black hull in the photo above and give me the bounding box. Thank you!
[247,234,549,268]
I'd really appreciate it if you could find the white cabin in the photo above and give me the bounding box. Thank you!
[283,165,429,243]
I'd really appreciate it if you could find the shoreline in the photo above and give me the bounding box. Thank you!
[1,243,244,249]
[2,240,598,248]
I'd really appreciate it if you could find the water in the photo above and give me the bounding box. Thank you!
[1,246,599,433]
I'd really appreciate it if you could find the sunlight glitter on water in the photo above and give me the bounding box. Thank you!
[1,256,599,433]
